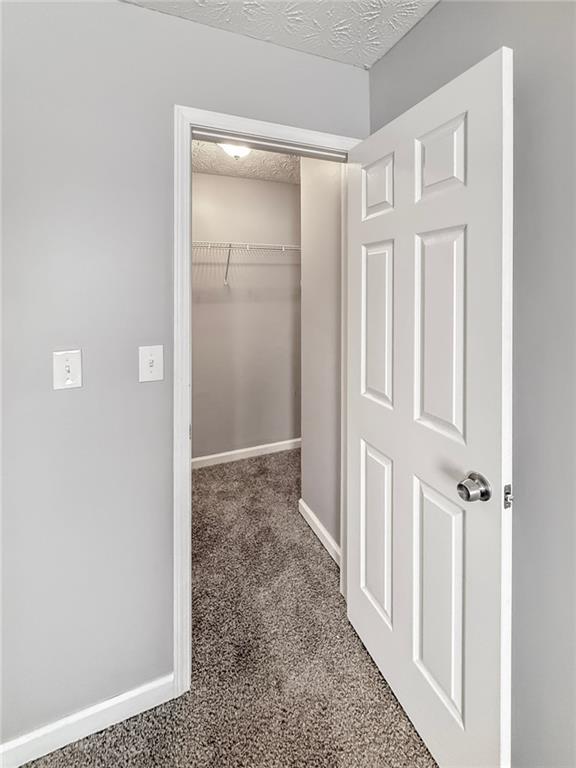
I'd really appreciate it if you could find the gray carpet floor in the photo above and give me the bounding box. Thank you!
[29,449,436,768]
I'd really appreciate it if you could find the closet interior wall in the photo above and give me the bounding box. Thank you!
[299,158,343,549]
[191,169,301,459]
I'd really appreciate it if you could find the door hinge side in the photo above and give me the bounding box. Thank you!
[504,484,513,509]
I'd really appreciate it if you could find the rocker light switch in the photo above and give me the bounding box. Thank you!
[139,345,164,383]
[53,349,82,390]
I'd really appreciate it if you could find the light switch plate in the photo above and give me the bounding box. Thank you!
[53,349,82,390]
[139,345,164,382]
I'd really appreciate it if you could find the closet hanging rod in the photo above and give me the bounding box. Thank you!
[192,128,348,162]
[192,241,300,251]
[192,241,300,286]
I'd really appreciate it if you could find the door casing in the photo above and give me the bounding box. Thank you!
[173,105,360,695]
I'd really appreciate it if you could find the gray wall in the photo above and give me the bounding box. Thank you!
[369,4,576,766]
[191,172,301,457]
[300,158,342,544]
[0,0,368,741]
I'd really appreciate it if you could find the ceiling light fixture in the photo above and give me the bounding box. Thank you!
[219,143,251,160]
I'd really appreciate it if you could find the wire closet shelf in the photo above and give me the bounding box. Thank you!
[192,241,301,286]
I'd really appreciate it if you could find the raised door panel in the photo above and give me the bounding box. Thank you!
[415,114,467,201]
[362,241,394,408]
[413,479,464,728]
[361,441,393,628]
[415,226,465,443]
[362,153,394,219]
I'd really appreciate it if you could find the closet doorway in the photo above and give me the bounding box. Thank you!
[172,108,358,697]
[189,135,348,570]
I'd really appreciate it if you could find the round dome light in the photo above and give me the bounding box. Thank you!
[219,143,252,160]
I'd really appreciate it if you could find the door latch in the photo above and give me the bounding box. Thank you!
[504,484,513,509]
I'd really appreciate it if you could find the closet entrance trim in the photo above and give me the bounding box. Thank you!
[174,104,361,702]
[192,127,348,162]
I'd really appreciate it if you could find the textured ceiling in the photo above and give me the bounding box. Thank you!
[121,0,438,69]
[192,140,300,184]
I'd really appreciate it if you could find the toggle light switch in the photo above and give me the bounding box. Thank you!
[53,349,82,390]
[139,345,164,383]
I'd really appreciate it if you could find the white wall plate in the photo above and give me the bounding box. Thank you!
[139,345,164,383]
[53,350,82,390]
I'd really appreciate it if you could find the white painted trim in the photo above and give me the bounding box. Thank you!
[339,162,349,599]
[0,675,175,768]
[192,438,301,469]
[175,106,360,155]
[173,105,192,698]
[298,498,341,567]
[174,104,359,717]
[499,46,514,768]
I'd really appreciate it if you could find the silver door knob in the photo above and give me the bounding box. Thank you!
[457,472,491,502]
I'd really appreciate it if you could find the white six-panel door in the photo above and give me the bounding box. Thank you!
[347,48,513,768]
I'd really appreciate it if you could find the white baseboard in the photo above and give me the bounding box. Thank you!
[1,674,176,768]
[192,438,301,469]
[298,498,341,567]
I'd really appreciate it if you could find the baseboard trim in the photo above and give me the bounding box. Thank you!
[1,674,175,768]
[192,438,301,469]
[298,498,341,567]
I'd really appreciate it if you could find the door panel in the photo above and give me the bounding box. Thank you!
[361,441,393,627]
[415,225,465,441]
[362,241,394,406]
[363,153,394,218]
[414,478,464,727]
[347,48,513,768]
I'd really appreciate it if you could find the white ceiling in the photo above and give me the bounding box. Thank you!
[192,140,300,184]
[121,0,438,69]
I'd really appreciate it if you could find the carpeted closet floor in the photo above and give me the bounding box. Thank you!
[29,450,436,768]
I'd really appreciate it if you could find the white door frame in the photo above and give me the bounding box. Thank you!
[172,105,361,693]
